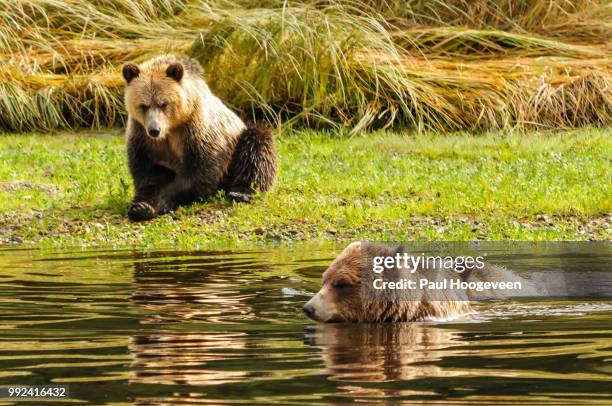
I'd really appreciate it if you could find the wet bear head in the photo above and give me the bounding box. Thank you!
[122,56,195,139]
[303,241,365,323]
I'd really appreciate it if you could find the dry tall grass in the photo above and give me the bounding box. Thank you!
[0,0,610,132]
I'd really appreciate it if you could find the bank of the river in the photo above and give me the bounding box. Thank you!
[0,129,609,247]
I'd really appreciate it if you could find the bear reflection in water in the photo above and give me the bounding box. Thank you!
[127,254,259,388]
[304,322,466,383]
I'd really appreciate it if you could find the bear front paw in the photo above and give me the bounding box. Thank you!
[128,201,156,221]
[228,191,253,203]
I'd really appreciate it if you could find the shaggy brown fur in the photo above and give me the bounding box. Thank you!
[122,55,277,221]
[303,242,527,323]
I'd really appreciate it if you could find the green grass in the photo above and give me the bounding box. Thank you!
[0,128,609,246]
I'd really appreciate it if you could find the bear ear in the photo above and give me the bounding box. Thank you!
[166,62,184,82]
[122,63,140,84]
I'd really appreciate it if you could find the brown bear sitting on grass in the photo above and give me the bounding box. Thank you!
[121,55,277,221]
[303,242,530,323]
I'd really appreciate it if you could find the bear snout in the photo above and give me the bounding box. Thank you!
[302,303,315,319]
[303,291,342,323]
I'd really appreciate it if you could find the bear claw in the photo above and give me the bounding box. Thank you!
[128,201,156,221]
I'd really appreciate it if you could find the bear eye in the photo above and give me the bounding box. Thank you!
[139,103,150,111]
[334,281,352,289]
[158,101,168,109]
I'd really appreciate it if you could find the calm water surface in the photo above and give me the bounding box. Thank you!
[0,246,610,405]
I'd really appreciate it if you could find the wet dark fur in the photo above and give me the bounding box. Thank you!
[127,122,277,221]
